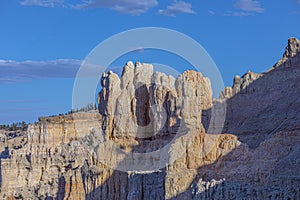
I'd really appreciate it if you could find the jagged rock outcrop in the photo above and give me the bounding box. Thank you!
[98,61,212,139]
[274,37,300,68]
[208,38,300,148]
[0,111,103,199]
[220,71,262,99]
[0,63,239,199]
[1,38,300,200]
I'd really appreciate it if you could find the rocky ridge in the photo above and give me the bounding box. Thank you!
[211,37,300,148]
[274,37,300,68]
[0,62,239,199]
[0,38,299,199]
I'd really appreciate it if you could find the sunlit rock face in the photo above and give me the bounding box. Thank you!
[0,38,300,200]
[274,37,300,68]
[98,61,212,139]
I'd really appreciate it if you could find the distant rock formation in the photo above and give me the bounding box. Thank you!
[210,37,300,149]
[220,71,262,99]
[274,37,300,68]
[0,38,300,199]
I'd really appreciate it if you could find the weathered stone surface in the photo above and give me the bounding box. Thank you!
[0,111,103,199]
[207,38,300,148]
[189,129,300,200]
[1,38,300,200]
[220,71,262,98]
[98,62,212,139]
[274,37,300,68]
[0,62,221,199]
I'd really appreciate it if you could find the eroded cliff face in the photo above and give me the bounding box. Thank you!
[211,37,300,148]
[0,111,103,199]
[98,61,212,139]
[1,38,300,200]
[274,37,300,68]
[0,62,239,199]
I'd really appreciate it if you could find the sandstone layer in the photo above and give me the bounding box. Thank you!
[0,38,300,199]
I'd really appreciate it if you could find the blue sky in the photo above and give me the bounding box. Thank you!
[0,0,300,124]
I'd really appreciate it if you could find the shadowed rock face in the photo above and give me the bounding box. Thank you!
[205,37,300,148]
[0,38,300,200]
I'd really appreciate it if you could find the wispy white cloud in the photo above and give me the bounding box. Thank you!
[224,11,253,17]
[20,0,64,7]
[208,10,215,15]
[158,1,196,16]
[76,0,158,15]
[225,0,264,17]
[20,0,158,15]
[234,0,264,13]
[0,59,81,83]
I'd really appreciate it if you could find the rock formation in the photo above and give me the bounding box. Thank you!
[98,61,212,139]
[0,38,300,199]
[274,37,300,68]
[209,37,300,148]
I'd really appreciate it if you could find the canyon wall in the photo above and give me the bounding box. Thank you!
[0,38,300,199]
